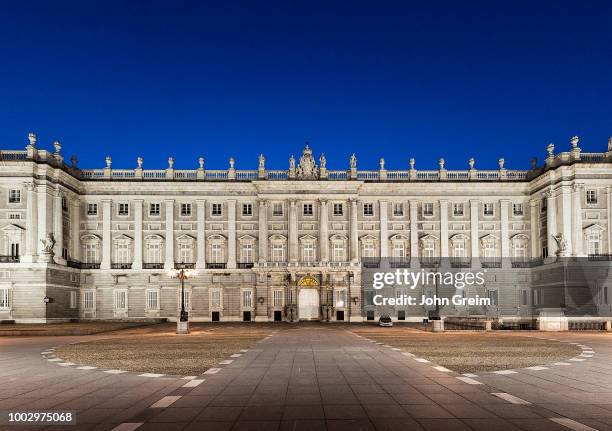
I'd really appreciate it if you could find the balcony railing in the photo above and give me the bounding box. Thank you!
[420,258,441,268]
[111,263,132,269]
[206,263,226,269]
[362,258,381,268]
[67,259,81,268]
[481,259,502,268]
[175,262,195,269]
[389,258,411,268]
[0,255,19,263]
[450,258,471,268]
[80,262,101,269]
[143,263,164,269]
[587,254,612,261]
[238,262,254,269]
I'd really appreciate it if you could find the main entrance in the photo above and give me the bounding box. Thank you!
[298,288,320,320]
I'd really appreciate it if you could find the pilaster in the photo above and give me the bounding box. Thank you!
[164,200,175,269]
[101,199,112,270]
[349,199,359,262]
[289,200,299,263]
[22,182,38,262]
[560,185,573,254]
[409,200,419,268]
[470,200,480,266]
[133,199,143,270]
[258,199,268,263]
[379,200,388,258]
[227,199,237,269]
[546,189,558,257]
[71,198,80,262]
[196,199,206,269]
[319,199,329,262]
[500,199,510,267]
[529,199,539,259]
[572,184,584,256]
[439,200,448,258]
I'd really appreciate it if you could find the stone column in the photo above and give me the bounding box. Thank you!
[409,200,419,268]
[530,199,539,259]
[53,189,64,264]
[470,200,480,266]
[546,189,558,257]
[439,200,448,258]
[227,199,237,269]
[71,198,80,262]
[500,199,510,268]
[133,199,143,270]
[572,185,583,256]
[319,199,329,262]
[101,199,112,269]
[560,186,573,254]
[37,185,52,250]
[379,200,388,258]
[23,183,38,262]
[196,199,206,269]
[288,200,299,263]
[349,199,359,262]
[258,199,268,263]
[608,187,612,254]
[164,200,175,269]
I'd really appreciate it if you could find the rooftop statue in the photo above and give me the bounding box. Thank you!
[296,143,319,179]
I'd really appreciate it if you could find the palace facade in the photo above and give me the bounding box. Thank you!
[1,133,612,326]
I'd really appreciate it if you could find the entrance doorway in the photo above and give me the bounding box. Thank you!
[274,310,282,322]
[298,289,320,320]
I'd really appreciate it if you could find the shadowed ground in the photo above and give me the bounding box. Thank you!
[350,326,583,373]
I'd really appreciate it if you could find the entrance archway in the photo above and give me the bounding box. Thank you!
[298,289,320,320]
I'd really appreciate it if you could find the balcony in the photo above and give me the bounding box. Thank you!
[206,263,226,269]
[362,258,381,268]
[175,262,195,269]
[389,258,410,268]
[420,258,441,268]
[481,259,502,268]
[143,263,164,269]
[0,255,20,263]
[238,262,254,269]
[80,262,101,269]
[588,254,612,261]
[67,259,81,268]
[450,258,471,268]
[111,263,133,270]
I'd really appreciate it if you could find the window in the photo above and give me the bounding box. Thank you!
[69,291,77,309]
[62,197,68,211]
[147,242,162,263]
[0,289,9,309]
[272,290,283,307]
[87,203,98,216]
[84,243,99,263]
[146,290,159,310]
[483,203,494,216]
[422,240,435,258]
[8,189,21,204]
[303,203,313,216]
[83,290,95,310]
[302,243,315,262]
[586,190,597,204]
[334,289,347,308]
[521,290,528,306]
[532,289,542,305]
[363,203,374,216]
[453,203,464,216]
[487,290,498,306]
[9,243,19,258]
[118,203,129,216]
[362,243,376,258]
[211,243,224,263]
[423,203,434,216]
[180,290,191,310]
[212,203,222,216]
[62,247,68,260]
[482,242,496,258]
[332,243,345,262]
[210,289,221,308]
[333,203,343,216]
[272,244,284,262]
[587,231,601,256]
[242,203,252,216]
[453,241,466,258]
[181,203,192,216]
[513,203,523,216]
[393,203,403,217]
[242,290,253,308]
[241,243,253,263]
[179,242,193,263]
[542,246,548,258]
[513,242,527,259]
[115,242,130,264]
[149,203,160,216]
[115,290,127,311]
[392,242,405,258]
[272,203,283,216]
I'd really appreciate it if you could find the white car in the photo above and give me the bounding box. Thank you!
[378,315,393,327]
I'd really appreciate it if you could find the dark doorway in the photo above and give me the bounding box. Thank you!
[211,311,220,322]
[336,310,344,321]
[243,311,251,322]
[274,310,282,322]
[366,310,375,321]
[398,310,406,320]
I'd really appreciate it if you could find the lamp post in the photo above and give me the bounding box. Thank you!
[170,265,195,334]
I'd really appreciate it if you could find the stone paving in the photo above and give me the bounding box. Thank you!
[1,326,611,430]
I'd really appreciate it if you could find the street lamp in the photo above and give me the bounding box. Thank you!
[169,265,196,334]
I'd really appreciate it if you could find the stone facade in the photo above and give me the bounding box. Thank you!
[1,134,612,324]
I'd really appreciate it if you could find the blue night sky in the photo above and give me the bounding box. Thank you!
[1,1,611,171]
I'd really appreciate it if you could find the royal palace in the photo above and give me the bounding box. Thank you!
[1,133,612,328]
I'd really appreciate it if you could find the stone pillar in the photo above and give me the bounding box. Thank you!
[71,198,80,262]
[608,187,612,254]
[560,186,573,254]
[470,200,480,264]
[258,200,268,263]
[227,199,237,269]
[164,200,175,269]
[349,199,359,262]
[572,185,583,256]
[409,200,419,268]
[133,199,143,270]
[23,183,38,262]
[546,189,558,257]
[101,199,112,269]
[196,199,206,269]
[53,189,65,264]
[500,200,510,268]
[530,199,539,259]
[319,199,329,262]
[439,200,448,258]
[37,185,52,250]
[289,200,299,263]
[379,200,388,258]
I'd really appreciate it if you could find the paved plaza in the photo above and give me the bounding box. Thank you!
[1,325,612,431]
